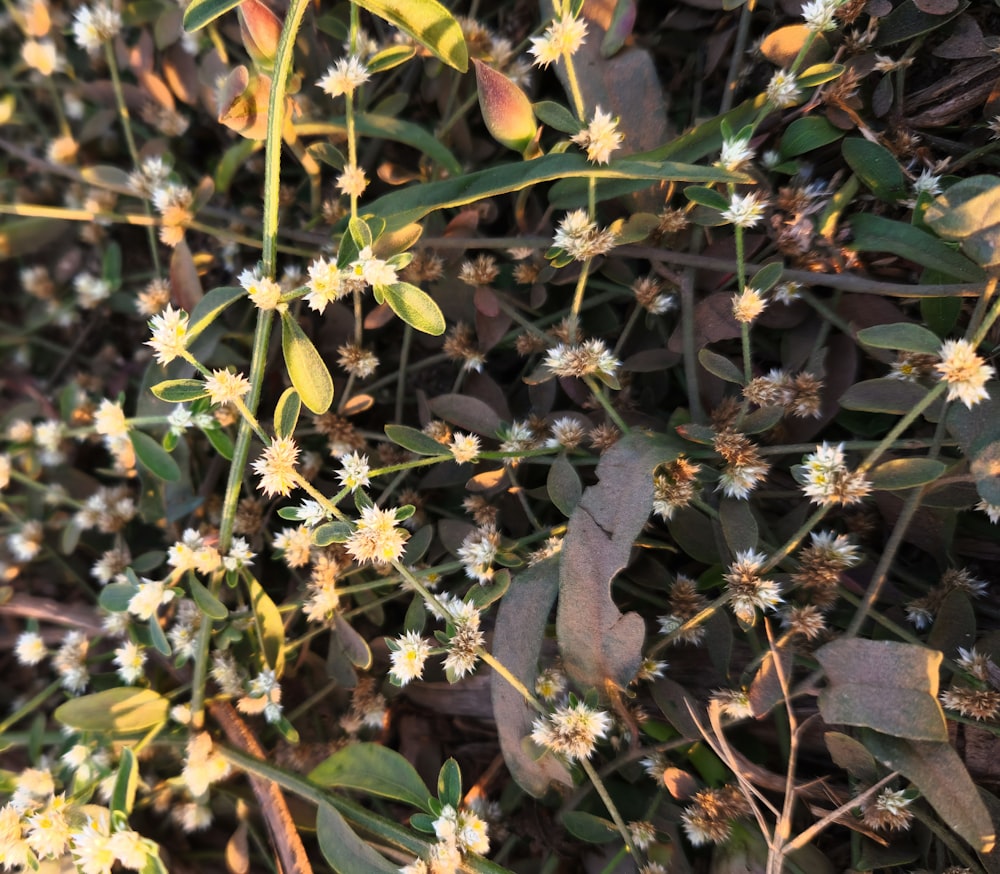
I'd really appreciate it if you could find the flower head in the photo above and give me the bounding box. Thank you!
[732,287,767,323]
[305,256,346,312]
[346,505,409,566]
[204,369,252,406]
[336,164,368,199]
[766,70,800,108]
[718,135,755,171]
[936,338,994,408]
[531,701,611,760]
[239,267,283,310]
[388,631,432,685]
[318,55,370,98]
[71,2,121,54]
[799,442,871,505]
[450,432,481,465]
[801,0,841,32]
[571,107,622,165]
[552,210,618,260]
[337,451,371,492]
[93,399,128,439]
[146,305,189,365]
[529,14,588,68]
[252,436,300,497]
[724,549,782,626]
[721,191,768,228]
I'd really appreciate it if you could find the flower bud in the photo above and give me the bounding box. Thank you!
[238,0,282,72]
[217,65,271,140]
[473,59,538,157]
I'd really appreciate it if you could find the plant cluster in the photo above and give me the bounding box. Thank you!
[1,0,1000,872]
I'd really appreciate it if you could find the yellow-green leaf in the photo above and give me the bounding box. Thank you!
[380,282,445,336]
[353,0,467,72]
[280,312,333,414]
[54,688,169,733]
[247,574,286,675]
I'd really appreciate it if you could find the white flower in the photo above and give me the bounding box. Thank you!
[14,631,47,666]
[113,640,147,684]
[801,0,840,32]
[72,2,121,54]
[389,631,432,685]
[337,452,371,492]
[318,55,370,98]
[913,168,942,197]
[571,107,622,165]
[127,578,176,621]
[936,338,994,409]
[718,135,754,171]
[531,701,611,760]
[529,13,588,67]
[721,191,767,228]
[146,305,189,365]
[93,399,128,439]
[766,69,800,108]
[450,433,481,465]
[238,267,283,311]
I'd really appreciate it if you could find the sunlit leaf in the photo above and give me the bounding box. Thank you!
[309,743,432,811]
[280,311,333,414]
[55,688,169,733]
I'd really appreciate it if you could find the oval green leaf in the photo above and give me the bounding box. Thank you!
[843,138,908,202]
[151,379,209,403]
[437,758,462,809]
[247,574,285,675]
[780,116,844,159]
[188,286,244,343]
[131,431,181,482]
[274,387,301,440]
[856,322,943,355]
[280,311,333,414]
[869,457,947,491]
[188,573,228,621]
[316,802,399,874]
[698,349,744,385]
[384,424,450,456]
[182,0,241,31]
[381,282,446,336]
[367,44,417,75]
[54,688,169,733]
[309,743,432,812]
[547,453,582,517]
[314,521,354,546]
[685,185,729,211]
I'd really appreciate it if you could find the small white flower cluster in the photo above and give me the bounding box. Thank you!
[724,549,782,626]
[797,442,871,506]
[552,210,618,261]
[531,700,612,761]
[237,668,284,723]
[543,338,620,382]
[71,1,121,54]
[529,12,588,68]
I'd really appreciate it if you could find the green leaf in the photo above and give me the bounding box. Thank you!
[869,457,946,491]
[780,116,844,159]
[316,802,399,874]
[367,152,749,232]
[797,62,844,87]
[188,573,228,621]
[203,425,234,460]
[151,379,209,403]
[182,0,241,31]
[848,214,984,282]
[873,0,967,47]
[840,378,932,415]
[384,424,449,456]
[437,759,461,808]
[533,100,581,134]
[860,729,995,853]
[924,175,1000,268]
[100,581,138,613]
[215,139,258,194]
[465,569,509,610]
[842,138,908,202]
[856,322,943,355]
[698,349,744,385]
[685,185,729,211]
[309,743,432,812]
[111,747,138,817]
[307,142,346,171]
[750,261,784,294]
[816,638,947,742]
[148,614,171,656]
[561,811,618,844]
[348,216,373,251]
[131,431,181,482]
[547,454,582,517]
[280,311,334,414]
[187,286,244,344]
[381,282,446,335]
[247,575,286,675]
[366,44,417,74]
[54,688,169,734]
[353,0,467,72]
[274,388,301,440]
[314,521,354,546]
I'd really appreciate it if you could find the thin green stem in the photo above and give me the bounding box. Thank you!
[579,757,638,858]
[104,41,161,277]
[583,376,629,433]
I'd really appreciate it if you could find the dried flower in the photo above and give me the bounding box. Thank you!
[862,788,914,832]
[732,287,767,323]
[552,209,618,260]
[652,457,701,521]
[544,339,620,381]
